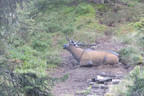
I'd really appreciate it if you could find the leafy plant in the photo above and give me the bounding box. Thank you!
[75,3,95,16]
[106,66,144,96]
[134,18,144,31]
[119,47,143,65]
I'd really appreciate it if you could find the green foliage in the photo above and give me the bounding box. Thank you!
[126,66,144,96]
[119,47,143,65]
[8,44,62,74]
[0,54,52,96]
[44,51,62,68]
[32,40,49,51]
[107,66,144,96]
[1,0,144,96]
[95,4,109,12]
[0,40,6,55]
[75,3,95,16]
[0,71,52,96]
[4,0,67,75]
[8,46,46,69]
[59,74,69,82]
[127,78,144,96]
[134,18,144,31]
[96,2,144,26]
[115,19,144,66]
[35,0,74,11]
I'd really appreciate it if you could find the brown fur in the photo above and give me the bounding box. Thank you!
[67,45,119,66]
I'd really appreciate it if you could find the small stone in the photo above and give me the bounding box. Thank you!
[114,75,123,79]
[104,82,109,85]
[112,79,120,84]
[100,85,108,89]
[97,75,105,80]
[92,84,100,89]
[94,75,112,84]
[87,95,94,96]
[91,78,96,82]
[89,82,95,85]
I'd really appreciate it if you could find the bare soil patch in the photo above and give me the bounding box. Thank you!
[51,62,129,96]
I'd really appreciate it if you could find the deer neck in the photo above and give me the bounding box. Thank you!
[68,46,84,62]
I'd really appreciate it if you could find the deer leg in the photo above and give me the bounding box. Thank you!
[103,56,107,65]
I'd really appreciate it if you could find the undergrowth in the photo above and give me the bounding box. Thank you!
[106,66,144,96]
[1,0,144,95]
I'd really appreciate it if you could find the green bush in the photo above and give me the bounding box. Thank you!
[0,40,6,55]
[8,43,62,72]
[134,18,144,31]
[32,40,49,51]
[107,66,144,96]
[8,46,46,69]
[119,47,143,65]
[47,23,61,33]
[127,78,144,96]
[75,3,95,16]
[125,66,144,96]
[62,25,74,34]
[0,71,53,96]
[95,4,109,12]
[46,54,61,67]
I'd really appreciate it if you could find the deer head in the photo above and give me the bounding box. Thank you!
[63,35,79,50]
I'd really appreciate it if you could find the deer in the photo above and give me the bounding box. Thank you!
[63,37,119,67]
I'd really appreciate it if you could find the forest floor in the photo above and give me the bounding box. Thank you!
[50,37,133,96]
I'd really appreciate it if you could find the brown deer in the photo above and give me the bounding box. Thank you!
[63,39,119,67]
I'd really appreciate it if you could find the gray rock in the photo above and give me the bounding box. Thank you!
[92,84,100,89]
[112,79,120,84]
[94,75,112,84]
[100,85,108,89]
[89,82,95,85]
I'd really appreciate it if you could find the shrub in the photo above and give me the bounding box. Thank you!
[44,51,62,68]
[125,66,144,96]
[32,40,48,51]
[75,3,95,16]
[0,40,6,55]
[8,46,47,71]
[0,71,52,96]
[95,4,109,12]
[134,18,144,31]
[127,78,144,96]
[119,47,143,65]
[62,24,74,34]
[106,66,144,96]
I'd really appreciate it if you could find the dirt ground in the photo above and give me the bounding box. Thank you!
[51,37,130,96]
[51,63,129,96]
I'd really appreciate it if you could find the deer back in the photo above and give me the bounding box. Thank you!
[80,50,119,65]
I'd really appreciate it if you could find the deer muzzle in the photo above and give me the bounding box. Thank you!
[63,44,68,49]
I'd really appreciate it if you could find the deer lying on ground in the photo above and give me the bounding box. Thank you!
[63,38,119,67]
